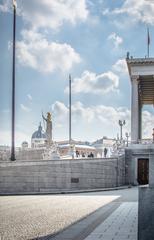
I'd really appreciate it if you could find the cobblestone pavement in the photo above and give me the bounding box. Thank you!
[0,188,138,240]
[0,194,120,240]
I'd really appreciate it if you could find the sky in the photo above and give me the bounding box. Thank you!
[0,0,154,146]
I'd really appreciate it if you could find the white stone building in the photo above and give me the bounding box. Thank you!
[31,123,47,149]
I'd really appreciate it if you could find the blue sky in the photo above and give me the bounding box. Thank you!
[0,0,154,146]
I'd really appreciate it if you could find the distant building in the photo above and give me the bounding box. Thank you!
[21,141,28,149]
[31,123,47,148]
[58,142,96,158]
[0,145,10,161]
[92,137,116,157]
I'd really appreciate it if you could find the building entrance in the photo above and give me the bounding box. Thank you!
[138,158,149,185]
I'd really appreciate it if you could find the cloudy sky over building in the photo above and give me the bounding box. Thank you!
[0,0,154,146]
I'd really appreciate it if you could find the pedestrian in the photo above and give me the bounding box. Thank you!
[90,152,94,158]
[82,152,85,157]
[104,148,108,158]
[76,150,79,157]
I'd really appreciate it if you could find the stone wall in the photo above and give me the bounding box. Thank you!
[125,145,154,185]
[0,149,46,161]
[138,150,154,240]
[0,156,125,194]
[138,186,154,240]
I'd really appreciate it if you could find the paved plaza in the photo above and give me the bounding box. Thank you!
[0,188,138,240]
[84,202,138,240]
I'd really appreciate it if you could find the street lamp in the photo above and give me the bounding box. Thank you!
[152,128,154,143]
[118,120,126,141]
[10,0,17,161]
[125,132,130,147]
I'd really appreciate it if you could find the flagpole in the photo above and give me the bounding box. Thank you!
[69,74,72,144]
[11,0,16,161]
[147,27,150,58]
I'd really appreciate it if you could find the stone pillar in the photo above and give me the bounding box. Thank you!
[131,76,139,143]
[138,102,142,141]
[138,150,154,240]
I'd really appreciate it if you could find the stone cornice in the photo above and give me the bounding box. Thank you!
[126,58,154,64]
[126,57,154,80]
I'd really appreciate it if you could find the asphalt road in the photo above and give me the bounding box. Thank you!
[0,188,138,240]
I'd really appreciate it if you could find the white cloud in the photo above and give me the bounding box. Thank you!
[27,94,32,101]
[0,0,10,12]
[0,130,30,147]
[108,33,123,49]
[52,101,154,139]
[0,0,88,30]
[52,101,95,124]
[103,0,154,26]
[20,104,31,112]
[52,101,68,120]
[142,110,154,138]
[17,30,81,73]
[23,0,88,30]
[72,101,95,123]
[53,102,130,140]
[1,102,154,145]
[112,59,128,75]
[65,70,119,95]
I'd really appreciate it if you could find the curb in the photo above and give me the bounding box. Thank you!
[0,186,130,196]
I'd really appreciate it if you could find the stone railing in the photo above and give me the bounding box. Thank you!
[130,139,154,145]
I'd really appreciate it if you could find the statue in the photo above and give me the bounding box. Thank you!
[42,112,52,147]
[42,142,60,160]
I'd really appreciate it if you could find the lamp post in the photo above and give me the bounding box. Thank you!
[118,120,126,141]
[125,132,130,147]
[10,0,17,161]
[152,128,154,143]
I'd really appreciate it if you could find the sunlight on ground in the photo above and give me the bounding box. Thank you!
[0,195,120,240]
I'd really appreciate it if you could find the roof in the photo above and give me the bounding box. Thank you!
[126,57,154,77]
[32,123,46,139]
[22,141,28,144]
[126,57,154,65]
[126,57,154,104]
[58,144,95,150]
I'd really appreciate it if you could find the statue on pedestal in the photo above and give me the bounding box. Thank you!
[42,112,52,147]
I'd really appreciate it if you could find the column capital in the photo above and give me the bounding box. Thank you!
[131,75,140,83]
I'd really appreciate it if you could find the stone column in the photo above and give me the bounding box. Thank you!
[138,150,154,240]
[131,76,139,143]
[138,102,142,141]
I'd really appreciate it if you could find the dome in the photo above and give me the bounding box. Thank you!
[32,123,46,139]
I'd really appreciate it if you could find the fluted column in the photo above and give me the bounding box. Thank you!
[138,102,142,141]
[131,76,139,143]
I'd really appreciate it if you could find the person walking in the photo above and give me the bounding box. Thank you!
[104,148,108,158]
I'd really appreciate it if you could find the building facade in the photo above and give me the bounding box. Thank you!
[31,123,47,149]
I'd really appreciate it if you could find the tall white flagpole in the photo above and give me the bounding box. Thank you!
[69,74,72,144]
[11,0,17,161]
